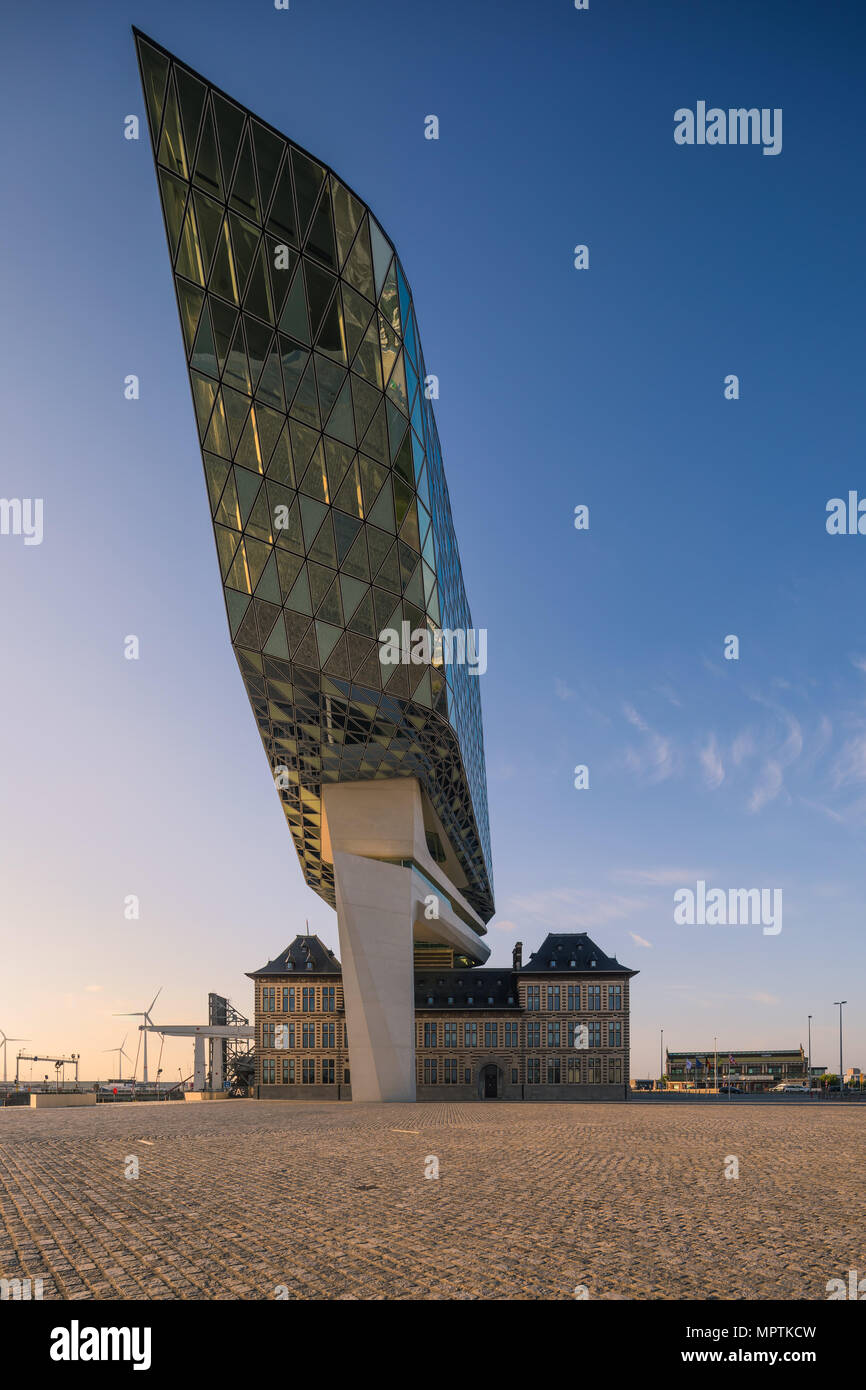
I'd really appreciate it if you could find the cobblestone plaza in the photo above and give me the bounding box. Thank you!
[1,1101,862,1301]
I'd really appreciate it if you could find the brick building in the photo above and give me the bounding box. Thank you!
[249,931,636,1101]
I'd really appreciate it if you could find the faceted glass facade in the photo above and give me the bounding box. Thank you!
[135,31,494,920]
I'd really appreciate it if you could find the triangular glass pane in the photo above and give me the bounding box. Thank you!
[190,371,217,437]
[360,401,388,464]
[343,218,375,301]
[157,71,188,179]
[203,391,231,458]
[192,190,223,278]
[309,514,337,566]
[175,278,203,356]
[289,419,320,477]
[316,293,347,364]
[315,621,342,665]
[299,442,328,502]
[263,613,290,660]
[304,262,336,342]
[289,355,320,428]
[209,299,237,375]
[257,341,285,409]
[333,509,361,564]
[325,377,355,447]
[159,169,188,260]
[331,181,364,269]
[175,67,206,162]
[191,303,219,377]
[387,400,407,459]
[216,524,240,580]
[254,551,281,604]
[252,121,284,215]
[359,457,389,513]
[386,349,408,414]
[203,453,230,513]
[175,202,205,285]
[368,218,392,298]
[285,568,313,616]
[308,562,335,612]
[266,153,298,247]
[213,94,245,188]
[279,336,309,408]
[267,423,295,486]
[208,221,239,303]
[137,37,169,143]
[341,528,370,581]
[315,355,345,422]
[278,269,310,342]
[267,236,296,320]
[229,214,259,299]
[193,99,223,199]
[226,589,251,637]
[333,460,363,519]
[393,429,413,484]
[291,148,325,241]
[347,590,376,638]
[353,314,383,388]
[215,471,242,530]
[223,321,252,392]
[305,185,337,269]
[379,260,401,334]
[234,465,262,525]
[230,126,260,222]
[275,548,304,597]
[223,387,251,451]
[299,495,327,550]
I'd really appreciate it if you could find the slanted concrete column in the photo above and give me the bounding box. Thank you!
[193,1035,206,1091]
[322,778,489,1103]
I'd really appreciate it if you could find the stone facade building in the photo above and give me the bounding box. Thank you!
[249,932,636,1101]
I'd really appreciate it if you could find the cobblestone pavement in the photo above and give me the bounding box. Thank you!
[0,1100,863,1300]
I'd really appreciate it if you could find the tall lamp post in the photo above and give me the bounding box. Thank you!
[660,1028,664,1091]
[834,1001,846,1099]
[807,1014,812,1096]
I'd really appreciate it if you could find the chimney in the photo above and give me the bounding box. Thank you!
[512,941,523,969]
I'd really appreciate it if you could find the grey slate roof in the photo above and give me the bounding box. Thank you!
[415,970,519,1010]
[518,933,636,976]
[247,935,341,978]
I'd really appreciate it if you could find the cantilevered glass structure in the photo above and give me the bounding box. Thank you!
[135,31,494,1099]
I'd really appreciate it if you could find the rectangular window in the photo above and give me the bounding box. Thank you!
[464,1022,478,1048]
[511,1067,518,1084]
[302,986,315,1013]
[464,1068,471,1084]
[322,1059,335,1084]
[302,1022,316,1048]
[608,984,622,1011]
[424,1059,438,1085]
[424,1022,438,1048]
[444,1059,457,1084]
[484,1022,498,1048]
[587,985,601,1010]
[547,1057,561,1084]
[567,1057,581,1084]
[609,1058,623,1084]
[281,986,295,1012]
[262,1059,275,1084]
[526,1021,541,1048]
[262,987,275,1012]
[547,1021,561,1047]
[608,1021,622,1048]
[281,1058,295,1084]
[322,986,335,1012]
[302,1059,315,1084]
[444,1022,457,1048]
[322,1022,335,1050]
[588,1057,601,1084]
[343,1066,350,1085]
[588,1021,601,1047]
[526,986,540,1011]
[504,1022,519,1048]
[567,984,581,1010]
[547,985,560,1012]
[262,1021,276,1048]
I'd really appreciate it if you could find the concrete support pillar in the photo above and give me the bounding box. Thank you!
[193,1035,206,1091]
[322,777,489,1103]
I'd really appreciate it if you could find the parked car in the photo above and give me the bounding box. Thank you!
[719,1084,743,1093]
[772,1083,809,1093]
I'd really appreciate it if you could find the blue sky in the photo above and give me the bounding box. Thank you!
[1,0,864,1082]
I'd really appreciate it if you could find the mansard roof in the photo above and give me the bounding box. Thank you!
[247,935,341,978]
[517,933,636,976]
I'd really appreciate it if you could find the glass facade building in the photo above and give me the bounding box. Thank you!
[134,31,494,922]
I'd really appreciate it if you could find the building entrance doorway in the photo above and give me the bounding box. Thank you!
[482,1065,498,1099]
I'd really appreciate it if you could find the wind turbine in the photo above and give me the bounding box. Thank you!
[101,1033,132,1081]
[0,1031,30,1085]
[114,989,162,1083]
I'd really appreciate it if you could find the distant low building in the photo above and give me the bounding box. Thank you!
[249,932,637,1101]
[666,1047,806,1092]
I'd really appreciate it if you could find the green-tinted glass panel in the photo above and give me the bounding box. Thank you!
[305,186,337,269]
[208,221,239,303]
[137,38,169,142]
[278,269,310,343]
[360,401,388,464]
[341,529,370,581]
[213,94,245,188]
[266,154,298,247]
[304,261,336,341]
[257,342,285,409]
[252,121,284,215]
[333,460,363,519]
[343,218,375,301]
[267,423,295,486]
[158,168,188,260]
[267,236,296,320]
[191,304,219,377]
[290,356,320,428]
[353,315,383,388]
[224,321,251,392]
[175,277,203,356]
[331,181,363,269]
[359,457,389,514]
[229,213,259,298]
[192,100,223,199]
[157,72,188,178]
[314,355,345,423]
[244,243,274,322]
[203,453,230,513]
[243,317,271,389]
[316,292,347,364]
[368,218,392,298]
[192,191,223,278]
[325,378,355,447]
[209,298,238,374]
[175,66,206,161]
[291,148,325,240]
[379,261,401,334]
[230,126,260,222]
[175,202,205,285]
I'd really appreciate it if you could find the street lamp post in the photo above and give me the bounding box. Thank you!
[807,1014,812,1097]
[660,1028,664,1091]
[834,1001,846,1099]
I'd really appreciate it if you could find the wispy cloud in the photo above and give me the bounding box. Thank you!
[628,932,652,948]
[616,867,709,886]
[699,734,725,789]
[748,759,784,813]
[622,704,676,783]
[505,888,647,930]
[492,918,518,932]
[554,677,575,701]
